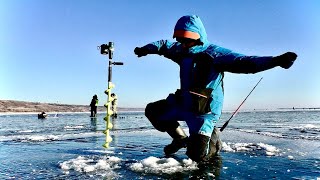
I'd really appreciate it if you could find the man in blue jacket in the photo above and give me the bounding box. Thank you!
[134,15,297,162]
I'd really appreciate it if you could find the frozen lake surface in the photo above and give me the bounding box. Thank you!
[0,110,319,179]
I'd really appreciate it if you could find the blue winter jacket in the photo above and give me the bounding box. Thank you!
[140,15,278,136]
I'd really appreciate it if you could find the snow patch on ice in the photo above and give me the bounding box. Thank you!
[222,142,280,156]
[60,155,121,178]
[129,156,198,174]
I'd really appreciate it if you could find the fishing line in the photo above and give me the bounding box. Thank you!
[220,77,263,132]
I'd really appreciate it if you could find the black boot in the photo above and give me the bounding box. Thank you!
[164,126,188,155]
[186,128,222,162]
[207,127,222,158]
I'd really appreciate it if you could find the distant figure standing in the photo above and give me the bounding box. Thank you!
[38,112,47,119]
[90,94,98,117]
[111,93,118,118]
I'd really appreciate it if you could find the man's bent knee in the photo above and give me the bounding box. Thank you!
[145,100,170,132]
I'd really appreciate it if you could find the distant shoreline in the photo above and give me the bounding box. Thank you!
[1,108,319,116]
[0,110,145,116]
[1,100,319,114]
[0,100,144,114]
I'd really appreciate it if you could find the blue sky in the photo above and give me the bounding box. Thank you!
[1,0,319,110]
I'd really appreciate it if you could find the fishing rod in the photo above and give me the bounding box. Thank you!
[220,77,263,132]
[98,42,123,148]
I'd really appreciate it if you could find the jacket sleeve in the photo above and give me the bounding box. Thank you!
[209,46,279,74]
[141,40,181,61]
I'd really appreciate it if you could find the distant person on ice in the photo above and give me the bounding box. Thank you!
[38,112,47,119]
[90,94,98,117]
[111,93,118,118]
[134,15,297,162]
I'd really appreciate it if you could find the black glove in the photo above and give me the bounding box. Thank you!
[273,52,297,69]
[134,47,148,57]
[186,134,210,162]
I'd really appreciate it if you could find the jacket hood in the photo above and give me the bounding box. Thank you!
[173,15,209,47]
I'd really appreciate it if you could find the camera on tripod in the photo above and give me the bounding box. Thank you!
[99,42,114,59]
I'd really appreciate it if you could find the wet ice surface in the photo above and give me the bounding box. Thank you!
[0,111,320,179]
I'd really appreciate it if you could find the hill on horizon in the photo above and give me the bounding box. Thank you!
[0,100,144,113]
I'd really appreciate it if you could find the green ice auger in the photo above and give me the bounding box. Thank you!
[98,42,123,148]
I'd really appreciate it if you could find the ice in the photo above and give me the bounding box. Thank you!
[6,134,60,141]
[60,155,121,177]
[222,142,280,156]
[0,132,102,142]
[238,129,284,138]
[28,135,59,141]
[290,124,320,132]
[288,155,294,160]
[18,130,34,133]
[258,143,279,153]
[64,125,85,130]
[129,156,198,174]
[305,124,317,129]
[85,149,115,154]
[1,111,320,179]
